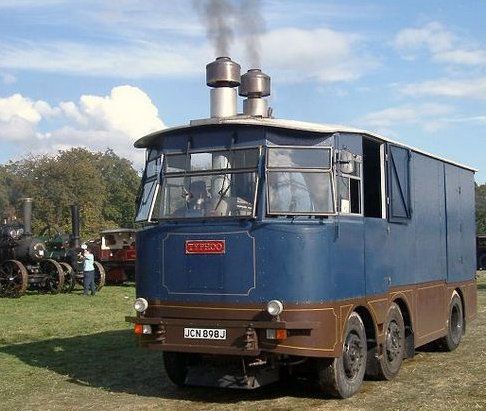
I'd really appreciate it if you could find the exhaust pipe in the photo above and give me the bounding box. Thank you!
[70,204,81,249]
[21,198,33,237]
[206,57,241,118]
[239,68,271,117]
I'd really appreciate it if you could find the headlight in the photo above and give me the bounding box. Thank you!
[134,298,148,313]
[266,300,284,316]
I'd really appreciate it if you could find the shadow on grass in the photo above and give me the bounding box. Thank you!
[0,330,323,402]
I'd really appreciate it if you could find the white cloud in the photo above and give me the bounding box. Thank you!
[394,22,454,56]
[394,21,486,67]
[0,39,209,79]
[260,27,376,83]
[0,24,376,84]
[359,103,454,134]
[401,77,486,99]
[0,86,165,168]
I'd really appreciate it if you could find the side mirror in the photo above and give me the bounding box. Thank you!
[338,150,355,174]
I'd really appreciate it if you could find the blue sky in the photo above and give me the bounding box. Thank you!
[0,0,485,181]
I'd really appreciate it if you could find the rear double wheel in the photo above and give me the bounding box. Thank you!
[438,291,464,351]
[317,311,367,398]
[372,303,405,380]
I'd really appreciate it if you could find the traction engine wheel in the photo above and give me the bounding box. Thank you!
[0,260,28,298]
[438,291,464,351]
[317,311,367,398]
[40,259,64,294]
[59,262,76,293]
[94,261,106,291]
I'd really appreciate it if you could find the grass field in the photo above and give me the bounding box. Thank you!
[1,277,486,411]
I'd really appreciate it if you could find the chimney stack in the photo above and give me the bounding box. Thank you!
[239,68,271,117]
[206,57,241,118]
[21,198,33,237]
[70,204,81,249]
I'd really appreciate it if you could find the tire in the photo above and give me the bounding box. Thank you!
[163,352,192,387]
[94,261,106,291]
[59,262,76,293]
[373,303,405,380]
[438,291,464,351]
[479,254,486,270]
[317,311,367,398]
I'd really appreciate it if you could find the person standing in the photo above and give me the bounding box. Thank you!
[81,244,96,296]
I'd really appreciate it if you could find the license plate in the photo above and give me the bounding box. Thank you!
[183,328,227,340]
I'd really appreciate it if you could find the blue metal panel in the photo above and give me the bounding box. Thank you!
[364,218,392,295]
[445,165,476,282]
[136,128,477,307]
[162,231,255,296]
[411,155,447,283]
[330,217,365,299]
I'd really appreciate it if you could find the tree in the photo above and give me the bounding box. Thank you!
[0,148,140,239]
[476,182,486,235]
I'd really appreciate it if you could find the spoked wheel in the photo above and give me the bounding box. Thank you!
[438,291,464,351]
[94,261,106,291]
[0,260,28,298]
[59,262,76,293]
[370,303,405,380]
[40,259,64,294]
[317,311,367,398]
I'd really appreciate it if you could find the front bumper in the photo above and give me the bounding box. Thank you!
[126,315,319,356]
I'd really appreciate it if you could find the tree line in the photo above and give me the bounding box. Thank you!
[0,148,141,239]
[476,183,486,235]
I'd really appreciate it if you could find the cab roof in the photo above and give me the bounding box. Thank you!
[134,116,476,172]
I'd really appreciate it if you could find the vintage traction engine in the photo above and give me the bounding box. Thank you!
[43,204,106,292]
[0,198,64,297]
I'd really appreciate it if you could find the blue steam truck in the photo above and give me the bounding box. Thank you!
[126,57,477,398]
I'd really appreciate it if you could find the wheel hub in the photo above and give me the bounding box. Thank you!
[386,320,402,362]
[343,332,364,379]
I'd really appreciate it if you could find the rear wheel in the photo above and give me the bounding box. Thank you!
[317,311,367,398]
[438,291,464,351]
[373,303,405,380]
[94,261,106,291]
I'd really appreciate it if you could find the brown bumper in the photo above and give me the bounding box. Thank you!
[126,316,319,356]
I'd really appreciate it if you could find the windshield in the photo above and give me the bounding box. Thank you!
[266,147,335,215]
[155,148,260,219]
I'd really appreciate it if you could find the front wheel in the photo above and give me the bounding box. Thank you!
[59,262,76,293]
[163,352,197,387]
[438,291,464,351]
[317,311,367,398]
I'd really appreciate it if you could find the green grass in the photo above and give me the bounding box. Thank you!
[1,277,486,410]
